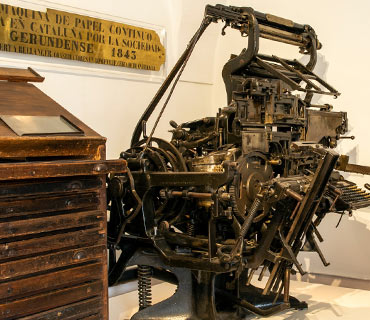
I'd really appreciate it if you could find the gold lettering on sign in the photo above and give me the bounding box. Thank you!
[0,4,166,71]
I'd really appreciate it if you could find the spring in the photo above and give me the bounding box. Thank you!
[240,197,262,237]
[138,265,152,310]
[187,220,195,236]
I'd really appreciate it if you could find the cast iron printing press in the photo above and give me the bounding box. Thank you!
[107,4,370,319]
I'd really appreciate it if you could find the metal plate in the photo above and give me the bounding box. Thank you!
[0,115,83,136]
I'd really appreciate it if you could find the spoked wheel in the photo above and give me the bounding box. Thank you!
[107,137,187,286]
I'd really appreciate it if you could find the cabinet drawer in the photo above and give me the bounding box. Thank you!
[0,280,103,319]
[0,263,103,300]
[0,191,100,218]
[0,245,105,281]
[17,298,103,320]
[0,176,102,199]
[0,210,103,239]
[0,228,104,260]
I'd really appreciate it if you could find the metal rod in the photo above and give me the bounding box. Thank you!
[263,262,280,295]
[285,188,304,202]
[258,264,269,281]
[259,33,305,47]
[290,202,301,220]
[284,268,291,303]
[273,55,321,91]
[273,282,284,304]
[259,24,306,43]
[247,268,256,285]
[130,18,211,146]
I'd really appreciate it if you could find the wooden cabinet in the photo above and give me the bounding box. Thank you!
[0,67,125,319]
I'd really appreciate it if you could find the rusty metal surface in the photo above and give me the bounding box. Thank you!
[106,4,370,320]
[343,163,370,175]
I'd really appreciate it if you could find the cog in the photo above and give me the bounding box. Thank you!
[230,152,272,217]
[229,185,244,219]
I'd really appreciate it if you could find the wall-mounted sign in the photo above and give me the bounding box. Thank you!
[0,4,166,71]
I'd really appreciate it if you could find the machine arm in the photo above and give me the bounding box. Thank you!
[131,4,321,147]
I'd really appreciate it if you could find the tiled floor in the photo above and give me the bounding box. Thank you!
[109,280,370,319]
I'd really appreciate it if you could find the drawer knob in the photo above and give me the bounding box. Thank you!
[73,250,87,261]
[93,163,108,173]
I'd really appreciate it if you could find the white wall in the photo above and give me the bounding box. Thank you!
[1,0,370,280]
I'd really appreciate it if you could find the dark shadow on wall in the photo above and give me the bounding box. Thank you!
[299,210,370,280]
[298,52,329,105]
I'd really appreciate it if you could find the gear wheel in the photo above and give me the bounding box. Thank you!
[229,185,245,219]
[229,152,272,218]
